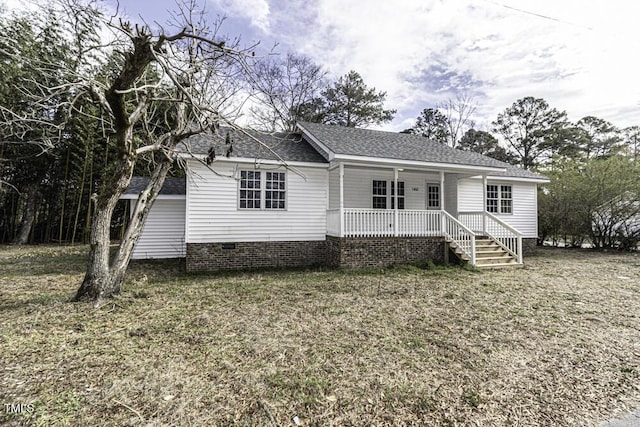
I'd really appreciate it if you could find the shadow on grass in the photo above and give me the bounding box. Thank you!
[0,292,73,313]
[0,244,88,276]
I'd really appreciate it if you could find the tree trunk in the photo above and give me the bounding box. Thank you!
[109,155,174,288]
[13,183,39,245]
[73,147,136,302]
[72,134,177,303]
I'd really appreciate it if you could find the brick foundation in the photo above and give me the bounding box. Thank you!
[186,241,327,272]
[326,236,445,269]
[187,236,446,271]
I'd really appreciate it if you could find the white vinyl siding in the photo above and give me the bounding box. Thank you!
[458,178,539,238]
[328,167,339,209]
[443,175,458,215]
[340,168,442,210]
[131,199,186,259]
[187,161,327,242]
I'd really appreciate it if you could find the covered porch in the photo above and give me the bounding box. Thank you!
[325,162,523,267]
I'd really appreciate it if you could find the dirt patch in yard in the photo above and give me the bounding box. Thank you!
[0,246,639,426]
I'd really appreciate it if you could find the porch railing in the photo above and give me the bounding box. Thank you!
[458,211,523,263]
[398,210,442,237]
[329,208,442,238]
[442,211,476,265]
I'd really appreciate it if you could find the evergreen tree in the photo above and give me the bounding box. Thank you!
[458,129,517,163]
[307,70,396,128]
[493,97,569,170]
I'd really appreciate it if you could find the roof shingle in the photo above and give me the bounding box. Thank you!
[178,127,328,164]
[124,177,186,196]
[298,121,547,180]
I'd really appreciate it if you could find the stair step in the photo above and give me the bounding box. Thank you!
[476,249,507,254]
[476,256,517,264]
[476,253,510,259]
[476,262,524,269]
[448,236,520,269]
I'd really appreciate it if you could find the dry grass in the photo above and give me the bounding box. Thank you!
[1,245,639,426]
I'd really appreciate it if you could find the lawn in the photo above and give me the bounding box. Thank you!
[1,245,639,426]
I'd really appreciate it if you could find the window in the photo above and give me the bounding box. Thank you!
[265,172,286,209]
[240,170,261,209]
[486,184,512,214]
[391,181,405,209]
[427,184,440,209]
[372,180,405,209]
[239,170,286,210]
[372,180,387,209]
[500,185,512,214]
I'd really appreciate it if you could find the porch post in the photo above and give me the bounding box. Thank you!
[440,171,445,237]
[482,174,488,235]
[339,163,345,237]
[439,171,445,211]
[393,167,399,237]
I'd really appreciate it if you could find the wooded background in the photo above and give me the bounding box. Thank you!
[1,1,638,250]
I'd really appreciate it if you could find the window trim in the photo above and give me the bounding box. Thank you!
[486,183,512,214]
[238,169,287,210]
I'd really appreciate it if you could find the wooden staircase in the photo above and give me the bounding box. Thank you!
[449,235,521,269]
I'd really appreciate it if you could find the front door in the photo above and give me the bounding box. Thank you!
[426,183,441,210]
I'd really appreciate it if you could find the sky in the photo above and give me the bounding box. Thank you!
[5,0,640,133]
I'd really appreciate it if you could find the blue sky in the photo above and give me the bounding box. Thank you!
[6,0,640,132]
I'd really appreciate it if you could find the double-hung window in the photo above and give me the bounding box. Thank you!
[486,184,512,214]
[391,181,405,209]
[372,180,405,209]
[265,172,286,209]
[372,180,387,209]
[239,170,261,209]
[239,170,286,210]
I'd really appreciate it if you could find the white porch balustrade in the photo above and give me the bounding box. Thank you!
[328,208,442,237]
[326,208,522,266]
[458,211,523,264]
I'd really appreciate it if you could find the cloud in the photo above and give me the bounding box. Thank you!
[203,0,640,130]
[213,0,270,33]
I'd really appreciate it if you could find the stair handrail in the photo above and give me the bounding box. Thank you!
[441,210,476,265]
[483,211,523,264]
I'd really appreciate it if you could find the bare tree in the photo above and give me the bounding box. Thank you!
[440,93,476,149]
[248,52,327,131]
[1,0,257,303]
[405,94,476,148]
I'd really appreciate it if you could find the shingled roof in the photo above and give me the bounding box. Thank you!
[298,121,547,181]
[178,127,327,164]
[123,177,186,196]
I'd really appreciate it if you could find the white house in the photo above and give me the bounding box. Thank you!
[122,122,549,271]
